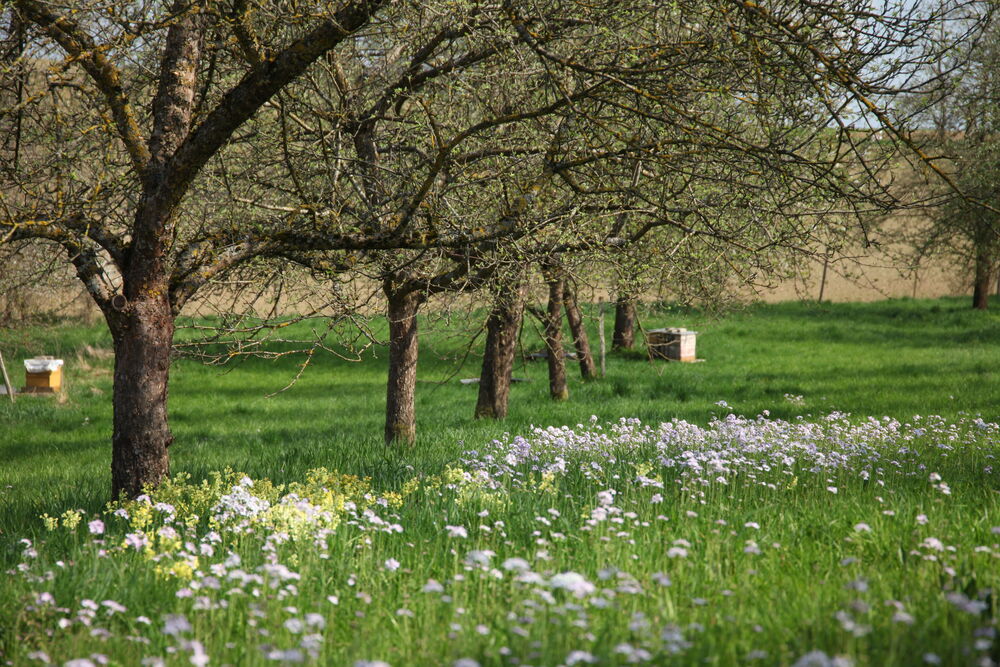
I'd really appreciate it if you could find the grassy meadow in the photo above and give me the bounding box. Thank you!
[0,297,998,666]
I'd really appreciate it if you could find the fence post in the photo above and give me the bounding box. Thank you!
[0,350,15,403]
[598,300,606,378]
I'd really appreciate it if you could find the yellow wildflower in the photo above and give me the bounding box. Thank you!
[60,509,82,530]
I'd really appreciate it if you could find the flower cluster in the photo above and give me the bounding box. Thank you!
[7,412,999,665]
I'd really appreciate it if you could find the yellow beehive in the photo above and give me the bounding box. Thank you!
[23,357,64,393]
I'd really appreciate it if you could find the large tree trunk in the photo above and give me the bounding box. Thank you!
[475,282,525,419]
[973,249,992,310]
[109,292,174,499]
[385,288,422,445]
[563,281,596,380]
[613,294,636,350]
[106,12,202,499]
[543,269,569,401]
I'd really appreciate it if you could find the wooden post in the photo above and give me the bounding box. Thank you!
[0,350,14,403]
[818,255,829,302]
[598,300,606,378]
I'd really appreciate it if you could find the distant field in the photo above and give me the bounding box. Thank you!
[3,233,986,327]
[1,298,998,665]
[757,253,968,302]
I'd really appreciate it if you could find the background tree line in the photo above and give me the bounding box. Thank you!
[891,1,1000,309]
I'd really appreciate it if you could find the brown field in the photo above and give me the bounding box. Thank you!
[754,254,972,303]
[1,246,982,330]
[2,204,989,325]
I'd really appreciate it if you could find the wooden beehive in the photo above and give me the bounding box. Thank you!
[647,328,697,362]
[23,357,64,393]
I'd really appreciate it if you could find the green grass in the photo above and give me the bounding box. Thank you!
[0,297,998,665]
[1,297,998,537]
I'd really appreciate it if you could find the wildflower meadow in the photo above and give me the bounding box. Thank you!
[2,300,999,666]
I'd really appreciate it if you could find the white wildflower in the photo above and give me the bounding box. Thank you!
[422,579,445,593]
[464,550,494,567]
[445,525,468,538]
[162,614,191,637]
[921,537,945,552]
[501,558,530,572]
[550,572,596,598]
[566,650,598,665]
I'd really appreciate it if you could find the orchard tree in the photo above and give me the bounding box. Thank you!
[0,0,406,497]
[894,6,1000,308]
[134,0,997,443]
[909,141,1000,309]
[2,0,987,494]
